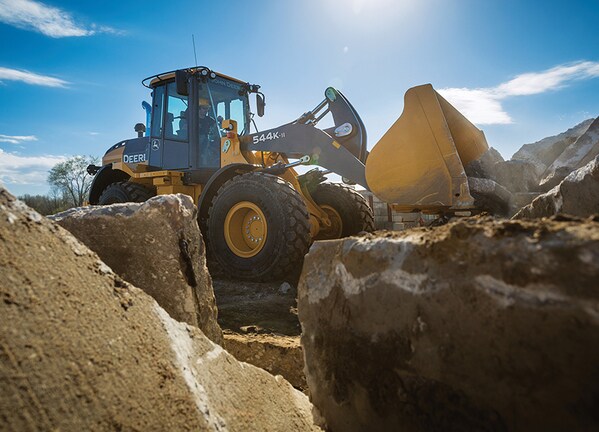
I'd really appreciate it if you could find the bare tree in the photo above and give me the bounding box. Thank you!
[47,155,98,208]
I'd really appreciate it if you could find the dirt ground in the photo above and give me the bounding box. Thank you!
[210,276,307,390]
[212,277,301,336]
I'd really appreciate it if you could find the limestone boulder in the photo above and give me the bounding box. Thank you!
[511,118,594,176]
[299,217,599,432]
[575,118,599,169]
[467,177,513,216]
[540,117,599,190]
[508,192,539,213]
[466,147,540,201]
[1,188,319,431]
[491,159,540,193]
[50,194,222,345]
[464,147,505,180]
[514,155,599,219]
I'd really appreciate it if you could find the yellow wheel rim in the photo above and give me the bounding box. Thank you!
[224,201,268,258]
[317,205,343,239]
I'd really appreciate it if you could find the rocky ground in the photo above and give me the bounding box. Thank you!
[2,117,599,431]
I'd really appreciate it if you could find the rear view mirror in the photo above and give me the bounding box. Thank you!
[256,93,265,117]
[175,70,189,96]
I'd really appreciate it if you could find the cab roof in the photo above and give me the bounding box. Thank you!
[143,66,246,88]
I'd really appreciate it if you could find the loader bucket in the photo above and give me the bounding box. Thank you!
[365,84,488,212]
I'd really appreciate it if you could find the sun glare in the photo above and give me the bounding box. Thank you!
[325,0,418,31]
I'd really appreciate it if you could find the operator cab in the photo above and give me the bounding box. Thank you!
[143,67,263,180]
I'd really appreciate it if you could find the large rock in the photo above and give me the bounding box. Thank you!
[467,177,513,216]
[0,188,319,431]
[575,117,599,169]
[467,158,540,195]
[464,147,505,179]
[509,192,539,213]
[511,118,594,177]
[514,155,599,219]
[491,159,540,193]
[298,217,599,432]
[465,149,540,215]
[50,195,222,345]
[540,117,599,190]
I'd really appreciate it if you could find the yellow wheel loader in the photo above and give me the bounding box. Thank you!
[87,66,488,280]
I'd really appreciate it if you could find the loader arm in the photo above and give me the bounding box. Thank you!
[240,123,369,189]
[239,87,369,188]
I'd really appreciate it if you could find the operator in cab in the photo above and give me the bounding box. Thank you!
[198,98,221,167]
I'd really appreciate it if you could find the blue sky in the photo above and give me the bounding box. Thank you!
[0,0,598,196]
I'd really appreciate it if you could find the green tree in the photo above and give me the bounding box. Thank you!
[47,155,98,208]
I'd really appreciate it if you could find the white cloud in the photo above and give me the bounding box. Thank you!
[0,148,65,186]
[438,88,512,125]
[438,61,599,125]
[494,61,599,97]
[0,134,38,144]
[0,0,120,38]
[0,67,68,87]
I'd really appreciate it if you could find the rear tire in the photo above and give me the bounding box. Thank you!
[207,172,311,281]
[98,181,155,205]
[311,183,374,240]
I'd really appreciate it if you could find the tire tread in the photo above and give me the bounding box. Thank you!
[98,181,155,204]
[313,183,375,234]
[206,172,311,281]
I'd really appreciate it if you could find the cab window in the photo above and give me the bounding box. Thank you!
[165,82,189,141]
[216,98,246,133]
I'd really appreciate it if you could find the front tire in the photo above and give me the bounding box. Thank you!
[311,183,374,240]
[98,181,155,205]
[207,172,311,281]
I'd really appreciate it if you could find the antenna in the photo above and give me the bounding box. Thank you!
[192,34,198,67]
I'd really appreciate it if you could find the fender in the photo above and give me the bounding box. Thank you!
[197,163,258,225]
[88,165,130,204]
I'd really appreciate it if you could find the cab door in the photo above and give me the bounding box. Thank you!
[162,82,190,169]
[148,82,190,170]
[148,84,165,168]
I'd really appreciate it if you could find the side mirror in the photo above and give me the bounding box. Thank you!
[175,70,189,96]
[256,93,265,117]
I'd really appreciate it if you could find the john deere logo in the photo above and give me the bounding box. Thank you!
[151,139,160,151]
